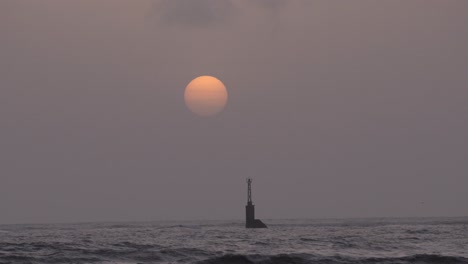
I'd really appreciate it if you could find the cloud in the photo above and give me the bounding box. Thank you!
[152,0,237,28]
[253,0,286,10]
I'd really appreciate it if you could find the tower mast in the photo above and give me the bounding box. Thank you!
[247,178,252,204]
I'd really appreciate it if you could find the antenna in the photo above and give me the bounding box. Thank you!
[247,178,252,204]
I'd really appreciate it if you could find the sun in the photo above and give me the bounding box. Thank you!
[184,76,228,117]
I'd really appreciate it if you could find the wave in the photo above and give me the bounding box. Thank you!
[0,244,210,264]
[405,229,434,235]
[2,246,467,264]
[197,254,468,264]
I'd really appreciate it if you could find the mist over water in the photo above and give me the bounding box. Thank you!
[1,218,467,264]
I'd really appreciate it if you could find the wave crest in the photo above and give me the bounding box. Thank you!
[197,254,468,264]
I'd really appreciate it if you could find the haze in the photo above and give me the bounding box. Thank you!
[1,0,467,224]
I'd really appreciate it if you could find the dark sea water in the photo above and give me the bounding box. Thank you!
[1,218,467,264]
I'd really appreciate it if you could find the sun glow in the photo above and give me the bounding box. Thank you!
[184,76,228,116]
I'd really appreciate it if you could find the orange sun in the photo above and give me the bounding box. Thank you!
[184,76,228,116]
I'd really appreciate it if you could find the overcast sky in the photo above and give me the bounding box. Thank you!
[1,0,467,224]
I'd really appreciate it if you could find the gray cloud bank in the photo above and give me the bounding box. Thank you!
[153,0,237,27]
[151,0,286,28]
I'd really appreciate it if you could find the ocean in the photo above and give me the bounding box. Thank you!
[0,218,467,264]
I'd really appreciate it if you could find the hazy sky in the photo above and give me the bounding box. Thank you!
[1,0,467,224]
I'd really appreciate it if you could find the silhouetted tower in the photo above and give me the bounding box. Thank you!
[246,178,255,224]
[245,178,267,228]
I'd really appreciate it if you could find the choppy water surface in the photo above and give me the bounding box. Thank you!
[1,218,467,264]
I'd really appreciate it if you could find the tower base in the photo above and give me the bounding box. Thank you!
[246,219,267,228]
